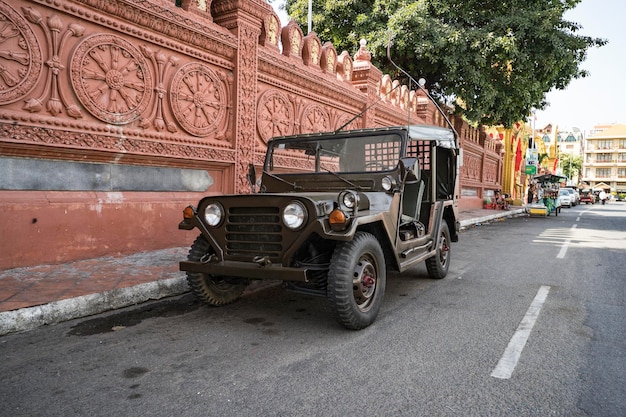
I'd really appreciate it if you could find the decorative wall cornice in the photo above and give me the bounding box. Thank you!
[43,0,238,62]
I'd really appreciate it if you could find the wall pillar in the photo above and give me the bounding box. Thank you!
[351,40,382,128]
[212,0,271,193]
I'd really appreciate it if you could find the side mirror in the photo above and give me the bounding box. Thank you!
[247,163,257,193]
[399,157,420,182]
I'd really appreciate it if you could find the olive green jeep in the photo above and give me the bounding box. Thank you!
[179,124,460,329]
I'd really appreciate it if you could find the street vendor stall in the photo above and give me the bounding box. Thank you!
[528,174,566,217]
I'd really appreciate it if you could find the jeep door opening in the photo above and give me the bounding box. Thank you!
[179,124,460,329]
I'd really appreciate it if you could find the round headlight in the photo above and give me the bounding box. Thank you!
[204,203,223,227]
[283,201,307,230]
[342,192,358,208]
[382,176,396,191]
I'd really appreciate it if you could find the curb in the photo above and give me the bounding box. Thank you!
[459,208,526,230]
[0,277,188,336]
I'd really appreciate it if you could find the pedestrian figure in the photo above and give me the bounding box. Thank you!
[528,181,536,204]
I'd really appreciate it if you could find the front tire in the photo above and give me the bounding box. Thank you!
[327,232,386,330]
[426,222,451,279]
[186,235,249,306]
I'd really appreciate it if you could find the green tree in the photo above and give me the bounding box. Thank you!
[284,0,605,127]
[559,152,582,182]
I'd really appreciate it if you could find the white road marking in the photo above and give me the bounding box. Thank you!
[491,285,551,379]
[556,224,577,259]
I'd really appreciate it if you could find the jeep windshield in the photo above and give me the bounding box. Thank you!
[265,132,403,175]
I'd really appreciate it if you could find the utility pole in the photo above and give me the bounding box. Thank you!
[307,0,312,33]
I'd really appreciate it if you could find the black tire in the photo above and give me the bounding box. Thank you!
[186,235,248,306]
[327,232,386,330]
[426,222,451,279]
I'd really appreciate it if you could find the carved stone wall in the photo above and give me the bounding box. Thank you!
[0,0,501,269]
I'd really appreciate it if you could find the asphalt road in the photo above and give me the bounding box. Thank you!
[1,203,624,417]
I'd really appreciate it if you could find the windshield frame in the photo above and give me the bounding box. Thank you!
[264,130,405,175]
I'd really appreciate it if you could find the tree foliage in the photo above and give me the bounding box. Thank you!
[559,152,582,181]
[284,0,606,127]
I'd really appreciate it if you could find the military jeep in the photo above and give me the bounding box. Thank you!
[179,124,460,329]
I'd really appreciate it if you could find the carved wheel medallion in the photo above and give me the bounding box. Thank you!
[257,90,293,142]
[301,104,330,134]
[70,34,153,124]
[0,2,43,104]
[170,63,226,137]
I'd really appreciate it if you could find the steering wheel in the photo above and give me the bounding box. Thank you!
[364,161,387,170]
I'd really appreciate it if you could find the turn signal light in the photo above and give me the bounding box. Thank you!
[329,208,350,231]
[329,209,346,224]
[183,206,195,219]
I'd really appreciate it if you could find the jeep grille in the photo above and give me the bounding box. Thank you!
[225,207,282,258]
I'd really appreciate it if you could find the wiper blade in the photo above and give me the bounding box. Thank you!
[263,170,301,190]
[322,167,361,190]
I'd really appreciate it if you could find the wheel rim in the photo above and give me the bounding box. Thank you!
[438,233,450,267]
[352,255,377,311]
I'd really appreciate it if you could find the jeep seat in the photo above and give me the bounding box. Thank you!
[401,179,424,224]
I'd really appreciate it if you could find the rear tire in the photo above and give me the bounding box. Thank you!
[186,235,248,306]
[426,222,451,279]
[327,232,386,330]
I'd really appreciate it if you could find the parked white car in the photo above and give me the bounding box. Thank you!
[563,188,579,206]
[559,188,573,207]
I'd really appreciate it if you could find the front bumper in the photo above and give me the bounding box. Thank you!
[179,260,309,282]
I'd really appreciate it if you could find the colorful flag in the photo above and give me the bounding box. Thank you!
[515,139,523,171]
[552,156,559,173]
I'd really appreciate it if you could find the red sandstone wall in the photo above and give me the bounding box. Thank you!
[0,0,501,269]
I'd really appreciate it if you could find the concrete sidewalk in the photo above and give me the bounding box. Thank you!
[0,206,526,335]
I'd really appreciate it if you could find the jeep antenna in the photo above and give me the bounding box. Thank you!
[386,33,456,133]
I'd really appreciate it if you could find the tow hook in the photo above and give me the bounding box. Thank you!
[253,255,272,267]
[200,253,217,263]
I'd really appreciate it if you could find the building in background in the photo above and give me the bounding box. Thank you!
[581,124,626,195]
[532,124,584,186]
[556,128,584,185]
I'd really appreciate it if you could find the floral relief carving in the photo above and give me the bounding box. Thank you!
[260,14,279,48]
[320,42,337,74]
[235,23,260,193]
[257,89,293,142]
[281,21,302,59]
[70,33,153,124]
[26,10,85,117]
[484,160,498,183]
[336,51,353,82]
[290,32,301,57]
[302,34,321,67]
[0,121,237,162]
[170,62,228,137]
[139,45,179,133]
[21,8,85,117]
[463,152,482,181]
[301,103,329,134]
[0,3,42,105]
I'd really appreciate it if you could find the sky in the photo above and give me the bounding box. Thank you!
[271,0,625,135]
[533,0,626,134]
